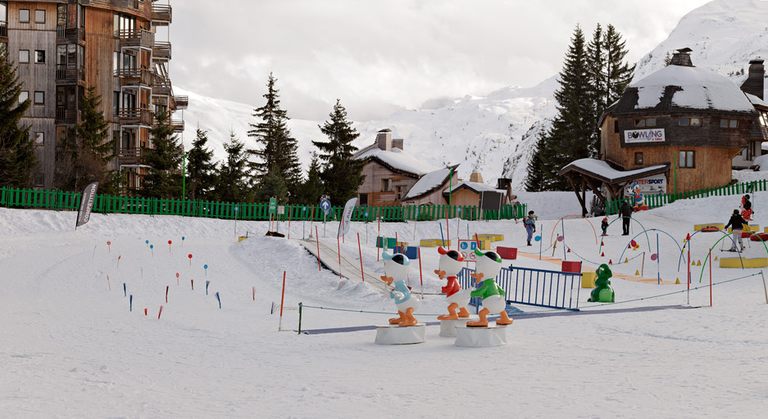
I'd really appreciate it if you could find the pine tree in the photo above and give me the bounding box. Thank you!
[524,144,546,192]
[141,110,182,198]
[55,87,114,192]
[186,129,216,200]
[247,73,302,197]
[603,24,635,109]
[312,99,364,205]
[585,24,605,158]
[255,170,289,203]
[214,131,250,202]
[0,50,35,188]
[299,153,325,204]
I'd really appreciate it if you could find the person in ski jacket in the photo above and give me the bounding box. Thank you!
[601,217,609,236]
[741,195,753,221]
[619,200,633,236]
[523,210,537,246]
[725,209,748,252]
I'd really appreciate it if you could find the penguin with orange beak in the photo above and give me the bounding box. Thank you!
[435,246,472,320]
[466,250,513,327]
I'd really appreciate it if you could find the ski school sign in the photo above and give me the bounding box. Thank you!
[624,128,666,144]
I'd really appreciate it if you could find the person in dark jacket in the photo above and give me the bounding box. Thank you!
[619,200,633,236]
[725,209,748,252]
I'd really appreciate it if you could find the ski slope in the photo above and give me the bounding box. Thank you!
[1,191,768,417]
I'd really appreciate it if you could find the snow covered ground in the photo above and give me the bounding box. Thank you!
[1,191,768,417]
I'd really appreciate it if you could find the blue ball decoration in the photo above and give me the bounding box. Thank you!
[534,236,542,242]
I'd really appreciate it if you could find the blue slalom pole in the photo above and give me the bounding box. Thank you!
[439,222,445,246]
[205,280,210,296]
[215,292,222,309]
[123,283,127,297]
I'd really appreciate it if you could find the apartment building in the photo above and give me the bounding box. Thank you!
[0,0,187,190]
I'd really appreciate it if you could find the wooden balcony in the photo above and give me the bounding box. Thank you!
[116,29,154,49]
[55,108,78,125]
[115,68,154,87]
[171,119,185,133]
[56,27,85,44]
[152,76,172,96]
[152,4,172,25]
[118,147,145,166]
[56,65,85,84]
[174,95,188,110]
[153,41,171,61]
[118,108,153,126]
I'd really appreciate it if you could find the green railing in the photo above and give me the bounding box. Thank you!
[605,179,768,215]
[0,187,527,222]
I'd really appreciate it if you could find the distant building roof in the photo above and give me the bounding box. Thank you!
[353,146,436,177]
[615,64,756,114]
[443,181,502,196]
[403,165,459,201]
[559,158,669,184]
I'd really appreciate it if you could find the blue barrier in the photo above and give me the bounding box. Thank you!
[458,265,581,311]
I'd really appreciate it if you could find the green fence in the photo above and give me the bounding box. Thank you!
[0,187,527,223]
[605,179,768,215]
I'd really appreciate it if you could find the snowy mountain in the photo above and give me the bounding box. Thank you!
[177,0,768,193]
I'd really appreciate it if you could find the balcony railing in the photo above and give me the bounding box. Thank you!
[152,4,172,25]
[174,95,188,110]
[115,68,154,87]
[118,147,145,165]
[152,76,172,96]
[116,29,154,49]
[56,108,78,125]
[153,41,171,61]
[118,108,154,126]
[56,65,85,83]
[56,27,85,43]
[171,119,185,133]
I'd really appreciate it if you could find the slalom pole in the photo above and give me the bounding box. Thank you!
[337,235,342,279]
[641,252,646,277]
[538,223,543,261]
[709,250,713,307]
[157,305,163,320]
[561,218,567,261]
[418,246,424,298]
[357,232,365,283]
[315,226,321,272]
[760,271,768,304]
[377,216,381,262]
[287,210,292,240]
[686,234,691,305]
[297,302,303,335]
[165,285,169,303]
[278,271,286,331]
[439,222,445,247]
[656,232,661,285]
[445,211,450,249]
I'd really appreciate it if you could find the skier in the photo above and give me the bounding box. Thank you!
[601,217,609,236]
[741,194,753,221]
[619,200,633,236]
[523,210,537,246]
[724,209,748,252]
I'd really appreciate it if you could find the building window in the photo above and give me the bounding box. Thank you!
[34,50,45,63]
[720,119,738,129]
[690,117,702,127]
[635,118,656,128]
[679,150,695,168]
[634,152,644,165]
[381,178,392,192]
[35,9,45,24]
[18,49,29,63]
[33,91,44,105]
[19,9,29,23]
[19,90,28,103]
[34,132,44,146]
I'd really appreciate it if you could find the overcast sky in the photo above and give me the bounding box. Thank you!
[168,0,712,120]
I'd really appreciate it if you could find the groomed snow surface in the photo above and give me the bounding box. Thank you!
[2,192,768,417]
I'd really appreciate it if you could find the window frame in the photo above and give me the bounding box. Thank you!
[34,49,45,64]
[19,9,30,23]
[679,150,695,169]
[34,132,44,146]
[34,9,45,24]
[18,49,30,63]
[33,91,45,105]
[19,90,29,103]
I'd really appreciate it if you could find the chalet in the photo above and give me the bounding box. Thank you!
[354,129,441,206]
[561,49,768,215]
[442,172,514,211]
[401,165,460,206]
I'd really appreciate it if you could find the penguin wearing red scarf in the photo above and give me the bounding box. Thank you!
[435,247,472,320]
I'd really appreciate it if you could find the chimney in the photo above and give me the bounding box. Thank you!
[670,48,694,67]
[740,58,765,100]
[392,138,404,150]
[376,129,392,151]
[497,178,511,190]
[469,171,484,183]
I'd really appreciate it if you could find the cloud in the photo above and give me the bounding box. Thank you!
[170,0,710,120]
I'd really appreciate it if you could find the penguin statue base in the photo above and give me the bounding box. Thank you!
[455,325,507,347]
[439,318,474,337]
[375,324,426,345]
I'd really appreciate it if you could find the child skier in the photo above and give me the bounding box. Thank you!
[725,209,748,252]
[523,210,537,246]
[601,217,609,236]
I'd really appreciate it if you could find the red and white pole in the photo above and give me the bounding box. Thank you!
[357,232,365,282]
[315,226,321,272]
[709,250,713,307]
[279,271,286,331]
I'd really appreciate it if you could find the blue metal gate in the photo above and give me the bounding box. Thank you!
[458,265,581,311]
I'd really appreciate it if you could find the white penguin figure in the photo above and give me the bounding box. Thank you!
[380,251,419,327]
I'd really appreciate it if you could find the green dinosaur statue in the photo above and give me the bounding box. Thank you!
[588,264,615,303]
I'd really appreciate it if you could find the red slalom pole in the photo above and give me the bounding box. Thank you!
[279,271,286,331]
[446,212,450,249]
[165,285,169,303]
[157,305,163,320]
[252,286,256,301]
[315,226,321,271]
[357,232,365,282]
[418,246,424,297]
[709,250,713,307]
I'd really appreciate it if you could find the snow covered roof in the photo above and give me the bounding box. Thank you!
[616,64,757,114]
[403,165,459,201]
[443,181,503,196]
[559,158,669,184]
[354,145,437,177]
[746,93,768,110]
